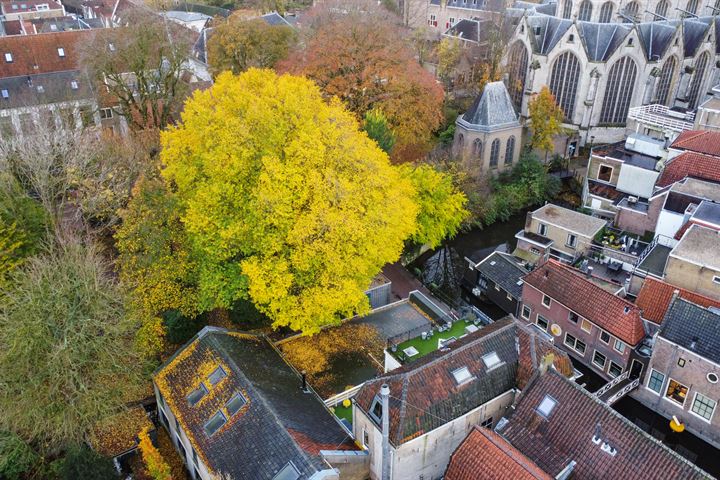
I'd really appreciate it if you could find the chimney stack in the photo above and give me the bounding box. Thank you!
[301,371,308,393]
[381,384,391,480]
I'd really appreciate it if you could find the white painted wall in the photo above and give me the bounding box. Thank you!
[655,210,685,239]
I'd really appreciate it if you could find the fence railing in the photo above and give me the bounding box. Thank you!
[324,383,365,407]
[627,104,695,132]
[607,378,640,405]
[595,371,630,398]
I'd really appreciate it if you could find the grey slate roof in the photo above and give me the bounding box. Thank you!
[154,327,355,479]
[476,251,529,299]
[459,81,519,130]
[637,21,677,61]
[660,298,720,364]
[261,11,293,27]
[527,16,572,55]
[692,200,720,226]
[0,70,93,110]
[683,19,711,58]
[578,22,632,62]
[445,19,484,43]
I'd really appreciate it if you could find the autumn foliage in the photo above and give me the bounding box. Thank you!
[138,427,171,480]
[279,3,444,162]
[528,86,565,159]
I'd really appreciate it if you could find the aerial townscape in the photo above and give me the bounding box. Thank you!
[3,0,720,478]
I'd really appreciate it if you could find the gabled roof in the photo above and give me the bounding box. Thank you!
[578,22,632,62]
[354,318,572,447]
[527,16,572,55]
[445,19,485,43]
[670,130,720,157]
[260,11,293,27]
[0,31,88,78]
[671,223,720,271]
[459,81,519,130]
[636,21,677,61]
[476,251,529,299]
[0,70,93,109]
[635,276,720,324]
[683,19,711,58]
[657,152,720,187]
[445,427,552,480]
[497,370,711,479]
[154,327,355,478]
[660,298,720,364]
[523,260,645,345]
[531,203,607,237]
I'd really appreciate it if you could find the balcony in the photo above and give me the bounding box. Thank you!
[627,105,695,133]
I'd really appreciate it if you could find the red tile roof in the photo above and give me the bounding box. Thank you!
[657,151,720,187]
[670,130,720,157]
[636,276,720,324]
[499,371,711,480]
[445,427,551,480]
[0,30,88,78]
[2,19,23,35]
[523,259,645,345]
[0,0,63,14]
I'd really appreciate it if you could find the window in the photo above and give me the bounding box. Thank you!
[581,319,592,333]
[575,339,587,355]
[70,81,78,90]
[600,57,637,125]
[655,0,669,17]
[362,429,369,447]
[537,223,548,236]
[564,333,587,355]
[530,247,541,255]
[600,331,610,344]
[203,411,227,436]
[566,234,577,248]
[369,396,383,423]
[0,89,8,99]
[549,51,581,121]
[691,393,716,421]
[536,315,549,331]
[622,1,638,20]
[578,0,592,20]
[568,312,579,323]
[598,165,613,182]
[4,53,12,63]
[568,34,574,43]
[480,417,493,428]
[647,369,665,394]
[506,42,528,109]
[655,56,676,106]
[100,108,113,119]
[592,350,607,369]
[562,0,572,18]
[226,392,247,416]
[522,305,531,319]
[614,339,626,354]
[489,139,500,167]
[473,139,483,158]
[208,366,227,386]
[57,47,65,57]
[108,42,116,52]
[482,352,502,370]
[598,1,613,22]
[542,295,551,307]
[713,276,720,285]
[506,292,513,301]
[688,52,709,110]
[609,361,623,378]
[452,366,473,384]
[36,85,44,93]
[665,378,689,405]
[187,384,208,406]
[272,461,301,480]
[678,358,686,367]
[686,0,698,14]
[537,395,557,418]
[505,136,515,165]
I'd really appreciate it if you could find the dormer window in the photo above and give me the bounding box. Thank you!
[204,410,227,436]
[568,34,574,42]
[536,394,557,418]
[36,86,44,93]
[57,48,65,58]
[482,352,502,370]
[208,366,227,386]
[4,53,12,63]
[187,383,208,406]
[452,366,473,385]
[369,396,383,423]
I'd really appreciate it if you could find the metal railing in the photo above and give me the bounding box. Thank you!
[324,383,365,406]
[595,371,630,397]
[627,104,695,132]
[606,378,640,405]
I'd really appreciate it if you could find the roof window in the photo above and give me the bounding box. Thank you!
[272,461,301,480]
[70,81,78,90]
[204,410,227,436]
[108,43,116,52]
[57,48,65,58]
[482,352,502,370]
[369,395,383,423]
[1,89,8,99]
[623,306,630,314]
[226,392,247,416]
[452,366,473,385]
[536,394,557,418]
[36,86,44,93]
[186,383,208,406]
[4,53,12,63]
[208,366,227,386]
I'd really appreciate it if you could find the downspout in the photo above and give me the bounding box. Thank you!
[381,384,391,480]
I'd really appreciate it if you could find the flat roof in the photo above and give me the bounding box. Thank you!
[670,177,720,203]
[692,201,720,226]
[356,300,432,341]
[593,142,660,170]
[532,204,607,237]
[671,224,720,271]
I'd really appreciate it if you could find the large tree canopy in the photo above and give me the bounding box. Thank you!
[0,242,143,454]
[279,3,443,162]
[158,69,418,332]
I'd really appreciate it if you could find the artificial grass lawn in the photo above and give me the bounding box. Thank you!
[333,404,353,426]
[395,320,475,360]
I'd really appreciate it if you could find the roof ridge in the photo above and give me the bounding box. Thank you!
[480,428,549,480]
[545,259,638,309]
[394,375,410,444]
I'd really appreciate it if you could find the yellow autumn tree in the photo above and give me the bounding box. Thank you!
[159,69,418,333]
[138,427,171,480]
[528,86,564,161]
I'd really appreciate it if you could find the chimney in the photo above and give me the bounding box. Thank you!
[592,422,602,444]
[301,371,309,393]
[586,266,594,278]
[539,352,554,374]
[381,384,391,480]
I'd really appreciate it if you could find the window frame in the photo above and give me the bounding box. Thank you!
[608,361,623,378]
[690,392,716,423]
[599,330,611,344]
[647,369,666,395]
[542,295,551,308]
[452,366,474,385]
[597,164,614,182]
[536,314,550,332]
[566,233,577,248]
[581,319,592,333]
[592,350,607,370]
[665,377,689,406]
[521,304,531,319]
[614,339,626,354]
[568,311,579,324]
[4,53,12,63]
[538,223,548,236]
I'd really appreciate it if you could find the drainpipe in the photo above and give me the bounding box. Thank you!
[381,384,391,480]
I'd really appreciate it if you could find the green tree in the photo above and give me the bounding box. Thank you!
[0,242,144,454]
[0,220,24,285]
[401,164,468,248]
[159,69,418,332]
[60,444,118,480]
[207,17,296,76]
[528,86,564,160]
[0,173,47,259]
[0,431,38,480]
[363,108,396,154]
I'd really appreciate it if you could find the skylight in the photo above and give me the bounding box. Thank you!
[1,89,8,99]
[452,366,473,385]
[272,461,301,480]
[186,383,208,406]
[208,366,226,386]
[204,410,227,436]
[226,392,247,416]
[482,352,502,370]
[536,394,557,418]
[70,81,78,90]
